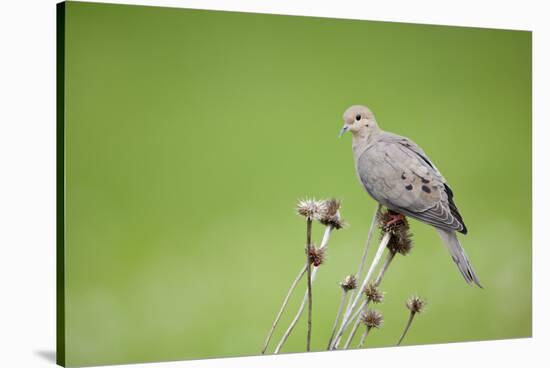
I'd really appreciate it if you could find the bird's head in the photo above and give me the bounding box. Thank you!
[339,105,379,138]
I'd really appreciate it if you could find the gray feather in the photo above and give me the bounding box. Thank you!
[436,228,482,287]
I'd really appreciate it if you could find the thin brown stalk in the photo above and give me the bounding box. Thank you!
[397,312,416,346]
[274,226,333,354]
[261,264,307,354]
[305,218,313,352]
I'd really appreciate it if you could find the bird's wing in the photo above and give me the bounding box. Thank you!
[357,133,467,234]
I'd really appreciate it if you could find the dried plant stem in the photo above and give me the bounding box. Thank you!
[341,250,396,349]
[343,313,362,349]
[261,264,307,354]
[346,233,390,320]
[342,205,380,320]
[397,312,416,346]
[374,250,396,286]
[326,289,348,349]
[273,226,333,354]
[331,232,390,350]
[355,204,381,280]
[305,218,313,352]
[274,267,319,353]
[358,327,371,348]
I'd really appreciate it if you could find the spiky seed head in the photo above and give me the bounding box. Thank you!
[406,295,426,314]
[318,198,346,230]
[308,245,326,267]
[296,198,325,220]
[323,198,340,217]
[386,229,413,256]
[364,283,384,303]
[377,209,413,255]
[340,274,357,291]
[361,309,384,329]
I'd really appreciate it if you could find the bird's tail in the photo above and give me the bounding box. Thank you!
[436,228,482,288]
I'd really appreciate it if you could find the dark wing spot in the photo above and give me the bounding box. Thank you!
[401,172,407,180]
[421,185,431,193]
[405,184,413,191]
[421,177,430,183]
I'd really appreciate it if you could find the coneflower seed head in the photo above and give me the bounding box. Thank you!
[364,283,384,303]
[318,198,346,229]
[296,198,326,220]
[308,245,326,267]
[406,295,426,314]
[340,274,357,291]
[361,309,384,329]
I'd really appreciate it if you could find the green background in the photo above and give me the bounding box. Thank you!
[62,1,532,366]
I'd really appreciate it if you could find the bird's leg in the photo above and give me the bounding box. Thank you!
[385,210,405,226]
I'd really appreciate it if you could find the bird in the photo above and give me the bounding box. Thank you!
[339,104,482,287]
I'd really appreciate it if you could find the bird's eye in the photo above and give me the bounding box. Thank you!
[355,114,361,121]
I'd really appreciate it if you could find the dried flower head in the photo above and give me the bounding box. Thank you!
[406,295,426,314]
[386,229,413,256]
[318,198,346,230]
[296,198,326,220]
[377,209,413,255]
[340,274,357,291]
[361,309,384,329]
[363,283,384,303]
[308,245,326,267]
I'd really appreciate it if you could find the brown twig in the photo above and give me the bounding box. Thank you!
[397,312,416,346]
[305,218,313,352]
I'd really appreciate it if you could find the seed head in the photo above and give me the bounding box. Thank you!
[406,295,426,314]
[308,245,326,267]
[361,309,384,329]
[340,274,357,291]
[318,198,346,229]
[378,209,413,255]
[364,283,384,303]
[296,198,326,220]
[386,229,413,256]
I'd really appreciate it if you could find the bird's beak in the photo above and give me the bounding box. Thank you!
[338,125,349,138]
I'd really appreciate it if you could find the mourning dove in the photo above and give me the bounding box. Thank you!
[339,105,481,287]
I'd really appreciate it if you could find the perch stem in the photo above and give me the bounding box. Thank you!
[261,264,307,354]
[342,205,380,320]
[397,312,416,346]
[341,249,396,349]
[374,250,396,286]
[331,232,390,349]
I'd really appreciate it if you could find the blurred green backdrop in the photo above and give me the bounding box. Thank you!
[62,2,531,366]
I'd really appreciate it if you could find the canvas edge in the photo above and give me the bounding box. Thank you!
[56,1,66,367]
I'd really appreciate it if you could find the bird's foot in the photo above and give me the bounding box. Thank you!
[385,211,405,226]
